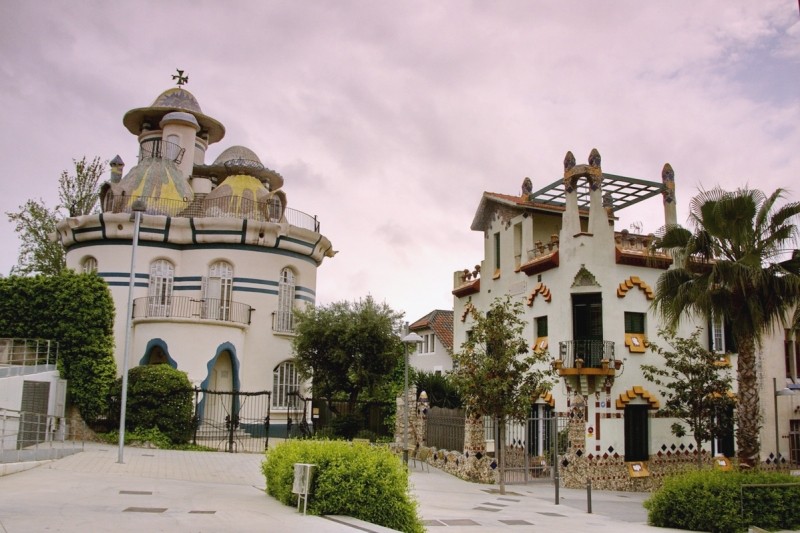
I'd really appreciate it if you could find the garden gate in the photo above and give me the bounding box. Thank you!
[192,389,271,452]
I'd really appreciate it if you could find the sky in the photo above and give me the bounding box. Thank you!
[1,1,798,324]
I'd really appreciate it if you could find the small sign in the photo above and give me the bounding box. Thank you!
[714,456,732,471]
[626,461,650,478]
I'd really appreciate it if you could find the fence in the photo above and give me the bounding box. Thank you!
[0,408,86,463]
[192,389,271,453]
[0,338,59,378]
[426,407,466,452]
[485,414,569,484]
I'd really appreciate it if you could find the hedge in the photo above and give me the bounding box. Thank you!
[262,440,423,533]
[644,469,800,532]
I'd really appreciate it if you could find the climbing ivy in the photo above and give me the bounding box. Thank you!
[0,271,116,422]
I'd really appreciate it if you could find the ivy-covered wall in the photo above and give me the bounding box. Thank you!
[0,271,116,422]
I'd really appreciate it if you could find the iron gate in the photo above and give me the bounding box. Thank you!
[192,389,271,452]
[498,414,569,484]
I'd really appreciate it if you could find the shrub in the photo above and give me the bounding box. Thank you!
[645,470,800,532]
[328,413,364,439]
[108,364,194,444]
[262,440,424,533]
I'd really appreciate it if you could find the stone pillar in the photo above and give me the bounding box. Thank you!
[463,411,486,455]
[586,148,609,239]
[661,163,677,227]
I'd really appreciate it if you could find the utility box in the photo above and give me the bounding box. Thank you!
[292,463,315,514]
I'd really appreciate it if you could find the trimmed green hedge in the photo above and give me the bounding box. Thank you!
[644,469,800,532]
[262,440,423,533]
[0,272,116,422]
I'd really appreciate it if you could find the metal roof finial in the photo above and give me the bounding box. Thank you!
[172,69,189,87]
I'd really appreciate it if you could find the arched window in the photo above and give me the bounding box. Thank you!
[81,256,97,273]
[275,267,295,332]
[273,361,300,409]
[204,261,233,320]
[148,259,174,317]
[269,195,283,223]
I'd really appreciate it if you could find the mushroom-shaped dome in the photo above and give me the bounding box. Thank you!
[204,173,270,220]
[195,145,284,191]
[123,87,225,143]
[108,158,194,216]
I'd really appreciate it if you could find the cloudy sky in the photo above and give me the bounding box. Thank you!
[1,1,798,323]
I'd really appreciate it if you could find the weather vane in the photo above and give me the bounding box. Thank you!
[172,69,189,86]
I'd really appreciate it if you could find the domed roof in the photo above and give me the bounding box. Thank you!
[110,158,194,216]
[195,145,284,190]
[122,87,225,143]
[204,174,271,219]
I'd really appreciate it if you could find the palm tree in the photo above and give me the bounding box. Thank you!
[651,187,800,467]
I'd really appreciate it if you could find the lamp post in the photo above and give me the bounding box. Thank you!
[118,199,146,464]
[401,330,422,466]
[773,377,796,462]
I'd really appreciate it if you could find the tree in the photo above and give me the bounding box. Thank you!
[641,329,736,467]
[6,156,105,276]
[413,370,463,409]
[292,295,405,411]
[651,187,800,467]
[450,294,553,494]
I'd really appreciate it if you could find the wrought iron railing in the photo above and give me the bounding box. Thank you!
[132,296,253,325]
[557,340,615,369]
[272,311,295,333]
[0,338,59,378]
[102,194,321,232]
[139,138,185,165]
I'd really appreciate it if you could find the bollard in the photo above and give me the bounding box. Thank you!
[586,479,592,514]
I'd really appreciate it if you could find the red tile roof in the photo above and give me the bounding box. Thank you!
[409,309,454,352]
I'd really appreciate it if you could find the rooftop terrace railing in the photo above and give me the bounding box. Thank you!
[102,194,321,232]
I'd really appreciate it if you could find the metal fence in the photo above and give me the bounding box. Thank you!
[192,389,272,453]
[0,409,86,463]
[0,338,59,378]
[486,414,570,484]
[132,296,253,325]
[426,407,466,452]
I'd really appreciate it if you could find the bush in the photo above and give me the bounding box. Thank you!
[328,413,364,439]
[108,364,194,444]
[262,440,424,533]
[644,469,800,532]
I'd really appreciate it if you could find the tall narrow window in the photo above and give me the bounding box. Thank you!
[269,196,283,223]
[711,315,725,353]
[624,312,647,353]
[493,232,501,273]
[81,257,97,274]
[624,404,649,461]
[148,259,174,317]
[204,261,233,321]
[275,267,295,332]
[513,223,522,269]
[272,361,300,409]
[534,316,548,353]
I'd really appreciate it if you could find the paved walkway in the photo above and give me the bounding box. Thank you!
[0,443,685,532]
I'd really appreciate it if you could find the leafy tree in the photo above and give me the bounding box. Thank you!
[6,156,105,276]
[292,295,405,411]
[450,294,553,494]
[0,271,116,422]
[107,365,194,444]
[641,329,736,466]
[651,187,800,467]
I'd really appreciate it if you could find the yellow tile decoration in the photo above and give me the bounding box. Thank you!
[616,276,655,300]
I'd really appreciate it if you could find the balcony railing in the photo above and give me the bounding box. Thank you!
[102,194,321,232]
[557,340,615,369]
[139,138,185,165]
[132,296,253,325]
[272,311,295,334]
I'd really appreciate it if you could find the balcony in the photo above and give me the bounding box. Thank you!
[139,138,185,165]
[555,340,617,376]
[132,296,253,325]
[272,311,295,334]
[101,194,321,232]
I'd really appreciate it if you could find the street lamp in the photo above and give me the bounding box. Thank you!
[118,199,146,463]
[773,377,796,462]
[401,330,422,466]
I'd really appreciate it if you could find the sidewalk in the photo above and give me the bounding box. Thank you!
[0,443,682,532]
